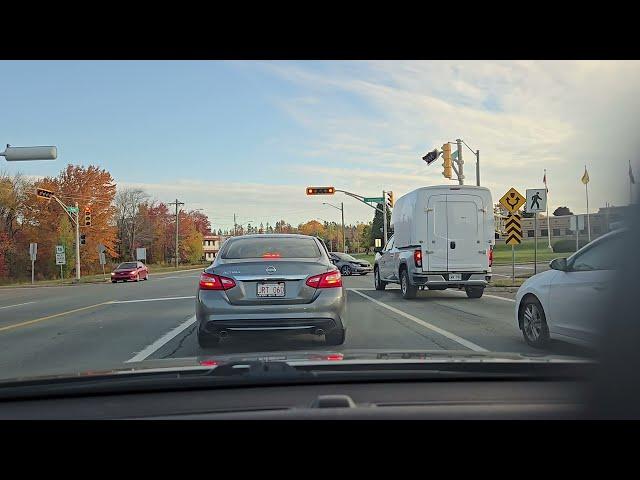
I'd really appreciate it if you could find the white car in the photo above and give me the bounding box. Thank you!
[515,229,627,348]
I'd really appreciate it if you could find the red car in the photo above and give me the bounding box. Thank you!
[111,261,149,283]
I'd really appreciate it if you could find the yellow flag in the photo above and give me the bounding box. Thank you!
[581,167,590,185]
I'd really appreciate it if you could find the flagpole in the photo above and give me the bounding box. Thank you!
[545,169,551,250]
[585,165,591,242]
[630,160,633,205]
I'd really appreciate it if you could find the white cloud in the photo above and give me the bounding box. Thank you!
[259,60,640,214]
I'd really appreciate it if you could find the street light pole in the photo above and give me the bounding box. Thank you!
[168,199,184,268]
[322,202,346,252]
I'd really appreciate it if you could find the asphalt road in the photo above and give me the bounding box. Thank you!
[0,268,593,381]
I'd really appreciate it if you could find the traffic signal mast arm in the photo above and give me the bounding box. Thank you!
[51,194,78,226]
[334,189,386,214]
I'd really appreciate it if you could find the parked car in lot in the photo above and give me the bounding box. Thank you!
[196,234,347,348]
[111,261,149,283]
[375,185,494,299]
[329,252,373,276]
[515,228,627,348]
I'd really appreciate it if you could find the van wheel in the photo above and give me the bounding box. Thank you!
[465,286,484,298]
[374,267,386,290]
[520,297,550,348]
[400,269,417,299]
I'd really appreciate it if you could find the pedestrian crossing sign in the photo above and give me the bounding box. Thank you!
[525,188,547,213]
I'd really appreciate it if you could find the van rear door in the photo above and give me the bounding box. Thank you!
[425,194,448,272]
[447,194,486,271]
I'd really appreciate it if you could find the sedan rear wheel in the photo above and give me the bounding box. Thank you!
[520,297,550,348]
[198,331,220,348]
[325,328,346,346]
[340,265,352,276]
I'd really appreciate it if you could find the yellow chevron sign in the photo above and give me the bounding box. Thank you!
[504,212,523,246]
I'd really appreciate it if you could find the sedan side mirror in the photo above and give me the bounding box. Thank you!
[550,257,568,271]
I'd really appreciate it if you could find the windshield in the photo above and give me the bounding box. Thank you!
[0,59,635,393]
[117,262,138,269]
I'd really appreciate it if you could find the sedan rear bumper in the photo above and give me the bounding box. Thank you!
[196,288,346,336]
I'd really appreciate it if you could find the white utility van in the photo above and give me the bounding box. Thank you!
[374,185,495,299]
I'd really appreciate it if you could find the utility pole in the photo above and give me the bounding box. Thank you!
[75,201,81,280]
[456,139,464,185]
[476,149,480,186]
[341,201,345,252]
[382,190,388,246]
[168,199,184,268]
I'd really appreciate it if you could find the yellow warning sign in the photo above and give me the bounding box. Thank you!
[504,212,523,246]
[499,187,526,214]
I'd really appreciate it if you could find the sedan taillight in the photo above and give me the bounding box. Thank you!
[199,272,236,290]
[306,270,343,288]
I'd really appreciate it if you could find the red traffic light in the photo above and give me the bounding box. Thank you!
[306,186,335,195]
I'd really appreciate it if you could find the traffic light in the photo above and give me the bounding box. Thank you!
[442,143,452,179]
[386,191,394,208]
[35,187,54,200]
[422,149,439,165]
[80,234,86,245]
[306,186,335,195]
[84,207,92,226]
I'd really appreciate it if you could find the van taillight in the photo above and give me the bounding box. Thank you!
[414,249,422,268]
[488,247,493,267]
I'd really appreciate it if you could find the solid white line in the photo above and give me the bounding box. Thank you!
[483,294,516,303]
[154,275,200,281]
[111,296,195,304]
[0,301,36,310]
[349,289,488,352]
[125,315,197,363]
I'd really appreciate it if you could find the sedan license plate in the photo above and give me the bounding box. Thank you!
[257,282,286,297]
[449,273,462,281]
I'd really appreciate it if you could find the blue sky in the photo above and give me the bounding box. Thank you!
[2,61,639,229]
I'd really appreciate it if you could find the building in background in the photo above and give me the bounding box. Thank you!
[496,205,631,242]
[203,233,227,262]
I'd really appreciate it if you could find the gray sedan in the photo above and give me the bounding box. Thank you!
[196,234,347,348]
[329,252,373,276]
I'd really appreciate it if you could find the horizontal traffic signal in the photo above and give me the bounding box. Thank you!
[35,188,54,199]
[306,186,335,195]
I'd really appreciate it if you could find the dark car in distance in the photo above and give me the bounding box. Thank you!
[329,252,373,276]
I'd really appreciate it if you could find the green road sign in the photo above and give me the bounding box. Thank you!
[364,197,384,203]
[66,206,79,214]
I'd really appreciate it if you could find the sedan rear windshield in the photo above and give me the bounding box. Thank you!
[118,262,138,269]
[223,237,321,259]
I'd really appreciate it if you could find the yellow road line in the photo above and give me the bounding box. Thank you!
[0,301,112,333]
